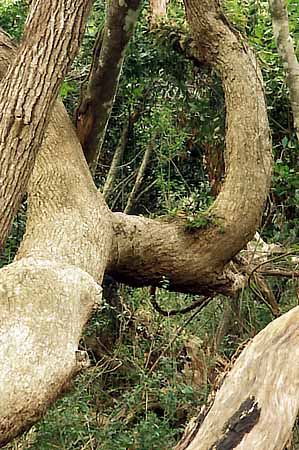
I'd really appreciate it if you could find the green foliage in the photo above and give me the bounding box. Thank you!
[184,211,223,232]
[96,1,225,213]
[0,201,27,268]
[7,281,299,449]
[5,289,209,449]
[0,0,28,40]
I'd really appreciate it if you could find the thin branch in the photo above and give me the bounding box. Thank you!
[103,119,130,201]
[258,268,299,277]
[124,132,157,214]
[149,296,213,374]
[149,286,212,316]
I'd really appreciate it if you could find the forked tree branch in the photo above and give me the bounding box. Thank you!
[0,0,274,443]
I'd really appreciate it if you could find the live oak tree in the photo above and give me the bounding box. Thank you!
[0,0,298,449]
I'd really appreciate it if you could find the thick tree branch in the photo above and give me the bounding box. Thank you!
[107,213,246,294]
[0,0,92,251]
[75,0,142,174]
[0,258,101,446]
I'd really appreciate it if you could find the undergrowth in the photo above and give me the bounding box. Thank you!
[5,280,299,450]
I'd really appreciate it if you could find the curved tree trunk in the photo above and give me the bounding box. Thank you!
[0,98,113,447]
[0,27,112,445]
[105,0,273,295]
[0,0,92,251]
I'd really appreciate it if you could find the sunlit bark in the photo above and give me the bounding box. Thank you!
[150,0,167,26]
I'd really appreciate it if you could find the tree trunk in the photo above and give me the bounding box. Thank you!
[105,0,272,295]
[150,0,167,26]
[75,0,142,174]
[175,306,299,450]
[0,27,112,445]
[0,0,92,251]
[124,132,156,214]
[269,0,299,142]
[0,99,112,446]
[103,119,130,201]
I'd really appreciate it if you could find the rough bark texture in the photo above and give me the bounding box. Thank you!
[0,100,112,445]
[75,0,142,173]
[0,0,92,251]
[269,0,299,142]
[0,259,101,445]
[176,307,299,450]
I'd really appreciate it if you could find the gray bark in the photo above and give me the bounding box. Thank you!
[0,0,275,443]
[124,132,156,214]
[103,120,130,200]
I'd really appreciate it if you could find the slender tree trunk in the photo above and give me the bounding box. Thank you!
[269,0,299,142]
[150,0,167,26]
[103,102,146,202]
[202,142,225,197]
[75,0,142,174]
[103,120,130,201]
[214,298,237,351]
[124,132,156,214]
[0,0,92,251]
